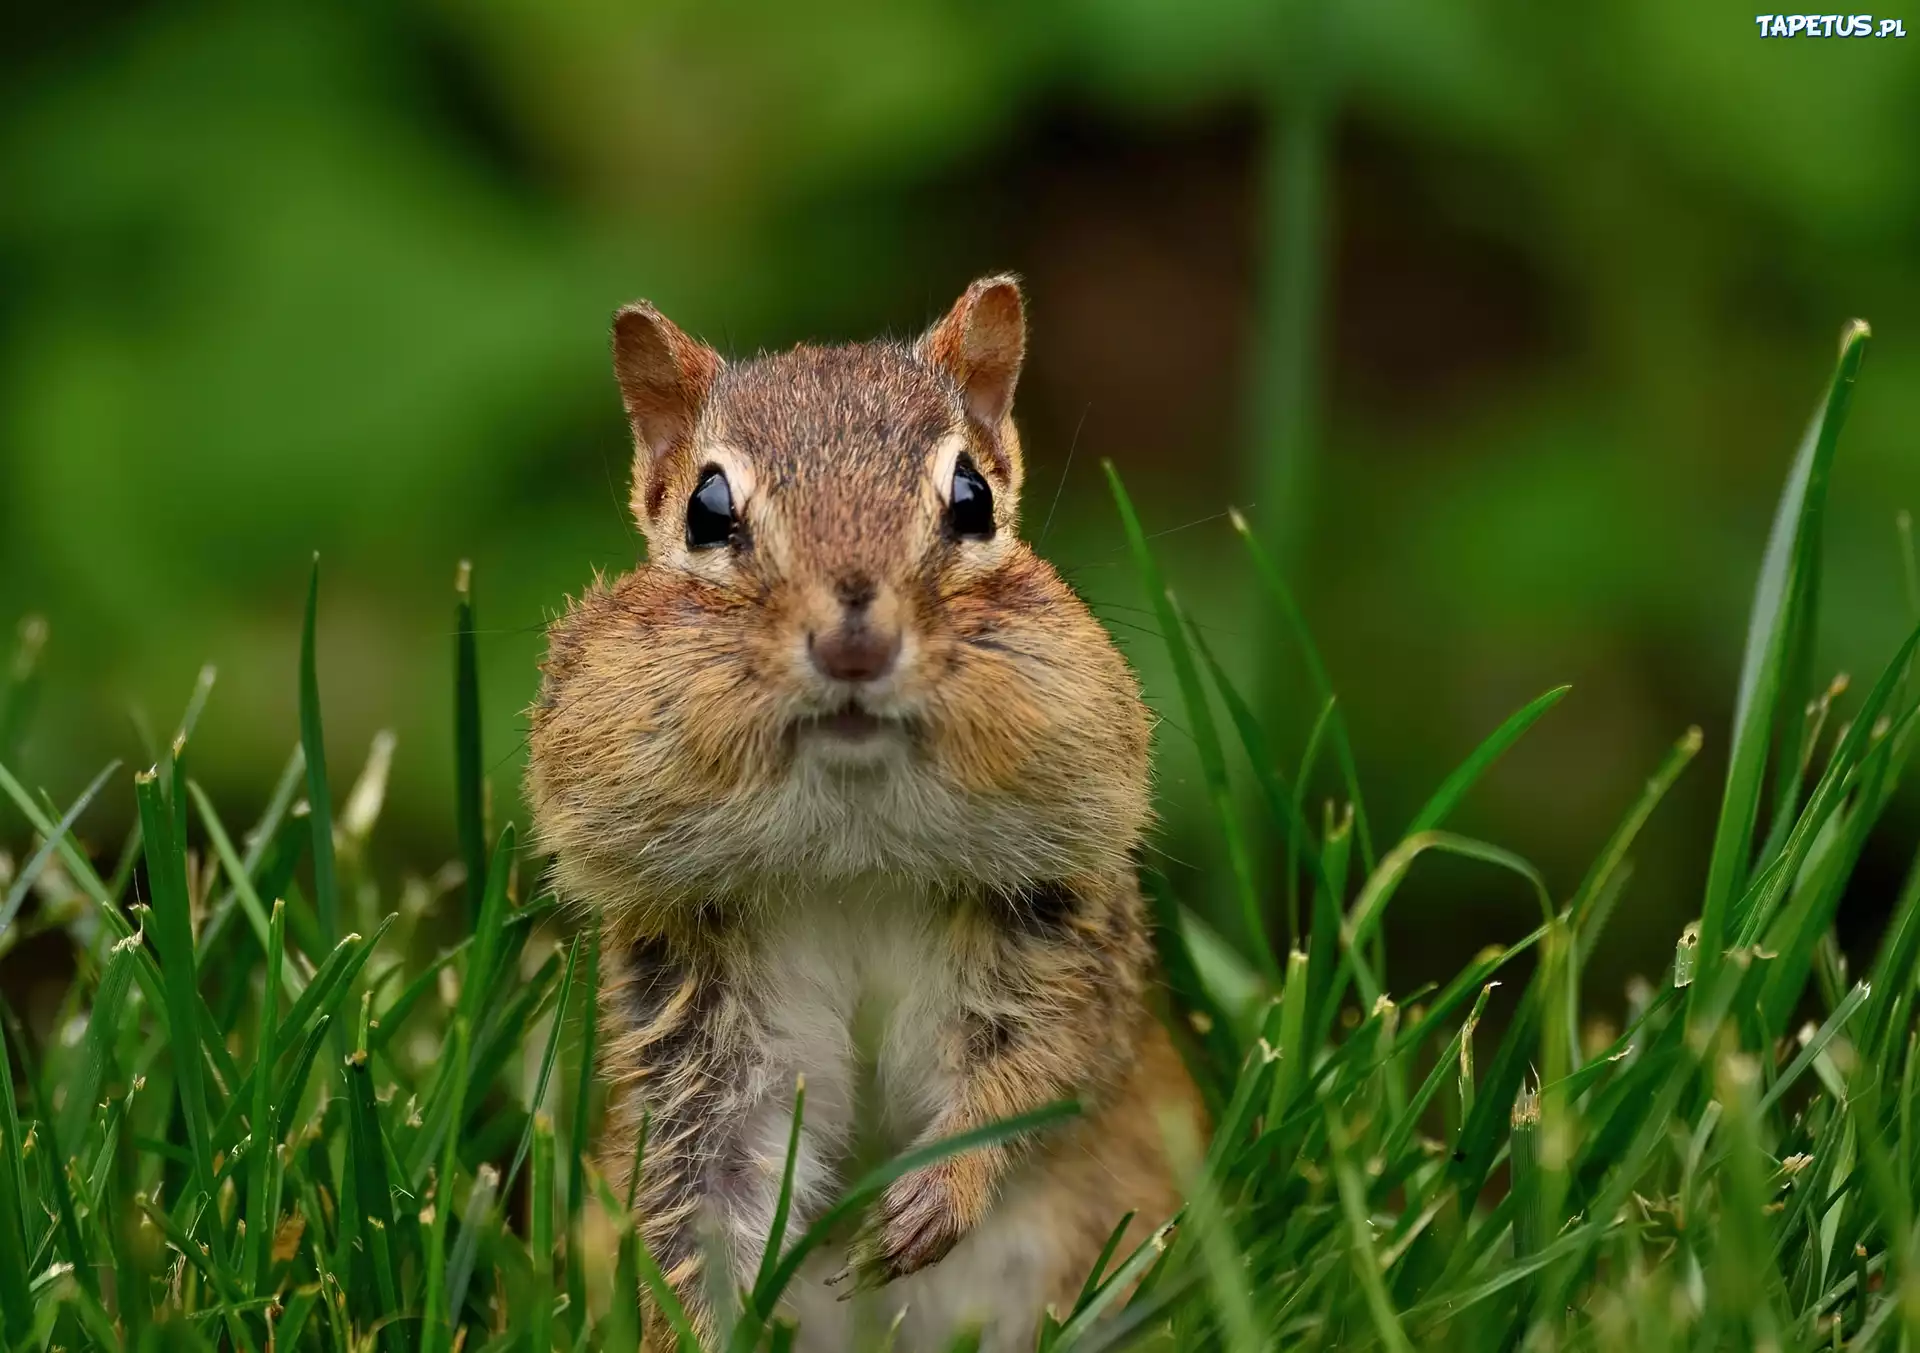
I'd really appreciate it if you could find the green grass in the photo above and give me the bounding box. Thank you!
[2,317,1918,1349]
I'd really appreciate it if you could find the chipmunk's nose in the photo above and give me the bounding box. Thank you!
[810,625,899,683]
[808,577,901,683]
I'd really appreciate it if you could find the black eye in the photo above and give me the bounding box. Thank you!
[948,455,995,541]
[685,467,735,550]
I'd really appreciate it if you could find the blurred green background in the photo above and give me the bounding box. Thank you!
[4,1,1918,1009]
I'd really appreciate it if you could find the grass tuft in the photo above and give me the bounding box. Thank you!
[0,319,1916,1350]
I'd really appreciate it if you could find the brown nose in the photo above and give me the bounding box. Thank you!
[809,622,900,683]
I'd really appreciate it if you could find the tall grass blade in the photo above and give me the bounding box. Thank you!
[530,1112,556,1353]
[751,1077,807,1304]
[419,1018,471,1353]
[1323,1092,1415,1353]
[187,780,295,992]
[301,557,340,950]
[0,1020,33,1346]
[1190,622,1330,926]
[1406,686,1570,835]
[566,927,600,1340]
[1229,509,1375,868]
[1162,1106,1261,1353]
[1571,728,1702,939]
[134,768,215,1204]
[244,899,285,1293]
[0,758,116,942]
[1700,320,1869,989]
[344,1042,407,1351]
[454,561,487,927]
[504,936,580,1197]
[1106,463,1279,985]
[762,1101,1079,1303]
[1730,622,1919,953]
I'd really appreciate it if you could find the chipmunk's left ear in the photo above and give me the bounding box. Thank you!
[920,273,1026,438]
[611,300,724,533]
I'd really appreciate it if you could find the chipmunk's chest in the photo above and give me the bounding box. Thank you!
[744,881,965,1154]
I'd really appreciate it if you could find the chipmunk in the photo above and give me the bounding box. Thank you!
[526,276,1204,1351]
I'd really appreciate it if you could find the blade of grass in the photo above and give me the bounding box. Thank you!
[1050,1219,1175,1351]
[453,561,487,928]
[1290,695,1337,942]
[456,826,517,1044]
[1161,1105,1261,1353]
[0,1022,34,1346]
[278,923,384,1057]
[1731,626,1919,954]
[530,1112,556,1353]
[58,944,137,1156]
[1323,1092,1415,1353]
[1758,982,1871,1118]
[1106,463,1280,985]
[244,899,285,1293]
[1189,622,1332,936]
[1573,728,1703,942]
[752,1076,806,1299]
[419,1018,470,1353]
[1864,843,1920,1063]
[1069,1211,1138,1319]
[344,1042,407,1351]
[301,557,340,950]
[198,744,308,960]
[1266,947,1310,1125]
[1305,798,1358,1051]
[1700,320,1869,993]
[204,919,386,1152]
[187,781,299,998]
[0,759,117,941]
[1759,744,1891,1033]
[566,927,600,1341]
[590,1163,697,1353]
[1381,979,1500,1174]
[367,937,472,1055]
[1230,509,1375,869]
[133,1194,259,1351]
[135,767,215,1204]
[1338,831,1551,1016]
[503,936,581,1196]
[761,1101,1080,1305]
[274,1016,333,1141]
[1405,686,1570,836]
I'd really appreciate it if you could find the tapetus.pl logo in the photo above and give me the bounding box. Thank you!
[1755,13,1907,34]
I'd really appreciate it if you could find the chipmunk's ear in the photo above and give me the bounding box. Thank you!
[611,300,723,528]
[920,274,1026,434]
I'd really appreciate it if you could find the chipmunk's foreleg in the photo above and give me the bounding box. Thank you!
[843,875,1152,1290]
[601,935,775,1343]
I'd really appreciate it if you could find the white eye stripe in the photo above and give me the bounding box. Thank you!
[928,433,971,505]
[695,443,757,511]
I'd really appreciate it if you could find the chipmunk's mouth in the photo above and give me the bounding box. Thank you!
[791,700,911,755]
[816,706,886,738]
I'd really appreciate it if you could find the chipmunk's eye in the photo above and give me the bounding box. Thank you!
[948,454,995,541]
[685,468,735,550]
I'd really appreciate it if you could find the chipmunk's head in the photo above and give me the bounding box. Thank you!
[529,277,1150,911]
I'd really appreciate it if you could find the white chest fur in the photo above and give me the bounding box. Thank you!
[721,879,964,1263]
[701,880,1079,1353]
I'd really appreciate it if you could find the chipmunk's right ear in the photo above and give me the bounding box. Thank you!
[611,301,723,527]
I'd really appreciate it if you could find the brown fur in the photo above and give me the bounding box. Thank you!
[527,276,1204,1349]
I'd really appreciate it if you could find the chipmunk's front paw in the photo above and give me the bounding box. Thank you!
[830,1165,969,1296]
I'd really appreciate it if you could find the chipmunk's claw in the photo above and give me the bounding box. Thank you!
[832,1220,894,1300]
[832,1165,965,1299]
